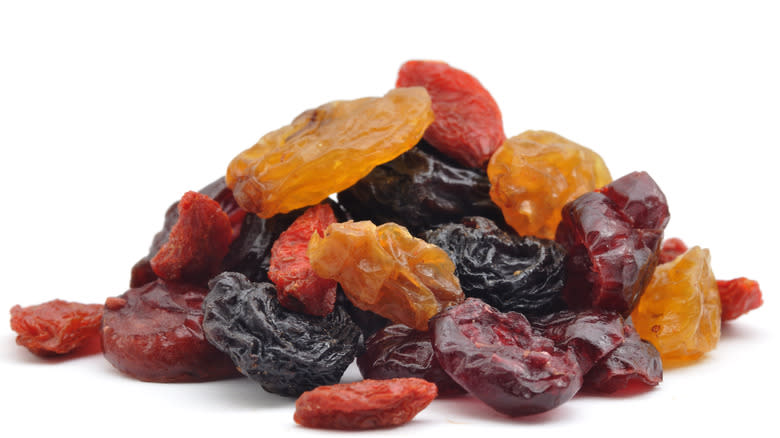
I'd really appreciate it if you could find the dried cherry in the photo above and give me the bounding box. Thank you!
[294,378,437,430]
[10,300,102,356]
[583,323,663,393]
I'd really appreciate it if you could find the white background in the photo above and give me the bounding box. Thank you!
[1,1,778,436]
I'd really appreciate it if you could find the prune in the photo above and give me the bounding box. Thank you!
[488,130,612,239]
[531,310,625,374]
[294,378,437,430]
[10,300,102,356]
[101,279,238,382]
[150,191,233,284]
[338,142,505,234]
[308,221,464,331]
[202,272,363,396]
[555,171,670,317]
[430,298,582,416]
[396,60,505,168]
[357,324,465,397]
[226,87,434,217]
[583,323,663,393]
[631,246,721,364]
[718,277,763,321]
[421,216,566,315]
[268,203,338,316]
[129,177,245,287]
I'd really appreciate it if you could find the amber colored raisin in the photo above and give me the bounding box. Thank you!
[583,323,663,393]
[101,280,238,382]
[631,246,721,364]
[659,237,688,264]
[396,60,505,168]
[718,277,763,321]
[268,204,338,316]
[150,191,233,284]
[226,88,434,218]
[488,130,612,239]
[294,378,437,430]
[308,221,464,331]
[10,300,102,357]
[430,298,582,416]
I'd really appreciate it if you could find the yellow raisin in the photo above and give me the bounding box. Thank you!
[226,88,434,218]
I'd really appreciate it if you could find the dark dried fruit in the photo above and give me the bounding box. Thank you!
[202,272,363,396]
[150,191,233,284]
[101,280,238,382]
[294,378,437,430]
[338,142,504,235]
[268,203,338,316]
[337,291,391,339]
[10,300,102,356]
[555,171,670,317]
[357,324,465,397]
[422,216,566,315]
[396,60,505,168]
[583,323,663,393]
[430,298,582,416]
[718,277,763,321]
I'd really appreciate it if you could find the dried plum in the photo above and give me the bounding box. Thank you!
[202,272,363,396]
[421,216,566,315]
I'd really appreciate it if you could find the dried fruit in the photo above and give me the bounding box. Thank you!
[268,203,338,316]
[430,298,582,416]
[202,272,363,396]
[422,216,566,315]
[101,280,238,382]
[226,88,434,217]
[631,246,721,364]
[338,142,504,234]
[555,171,670,317]
[659,237,688,264]
[308,221,464,331]
[150,191,233,284]
[717,277,763,321]
[294,378,437,430]
[396,60,505,168]
[488,130,612,239]
[357,324,465,396]
[10,300,102,356]
[583,323,663,393]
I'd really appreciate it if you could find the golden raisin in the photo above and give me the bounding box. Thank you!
[631,246,721,364]
[487,130,612,239]
[226,88,434,218]
[308,221,464,331]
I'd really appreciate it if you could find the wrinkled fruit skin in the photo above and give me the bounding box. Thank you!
[583,323,663,393]
[530,310,626,374]
[430,298,583,416]
[422,216,566,315]
[338,142,504,235]
[337,291,391,339]
[227,87,434,217]
[308,221,464,331]
[10,300,102,356]
[150,191,233,284]
[556,171,670,317]
[396,60,505,168]
[268,204,338,316]
[202,272,363,396]
[357,324,465,397]
[130,177,246,287]
[718,278,763,321]
[294,378,437,430]
[631,246,721,364]
[488,130,612,239]
[101,280,238,382]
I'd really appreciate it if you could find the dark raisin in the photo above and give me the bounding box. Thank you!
[202,272,364,397]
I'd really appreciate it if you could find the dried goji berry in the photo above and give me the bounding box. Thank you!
[659,237,688,264]
[150,191,233,284]
[293,378,437,430]
[10,299,102,356]
[718,277,763,321]
[268,203,338,316]
[397,60,505,168]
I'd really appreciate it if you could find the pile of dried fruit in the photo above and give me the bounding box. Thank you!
[9,60,764,430]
